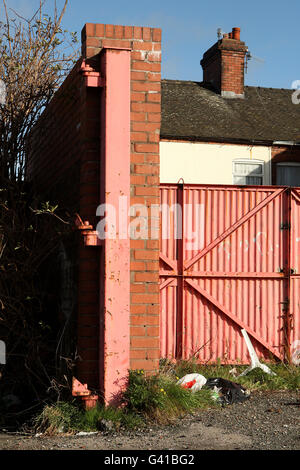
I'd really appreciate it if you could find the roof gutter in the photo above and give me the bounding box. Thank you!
[160,134,274,146]
[273,140,300,146]
[160,135,300,147]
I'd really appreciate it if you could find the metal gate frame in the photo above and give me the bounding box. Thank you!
[159,183,300,363]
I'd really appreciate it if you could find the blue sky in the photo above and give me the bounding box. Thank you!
[1,0,300,89]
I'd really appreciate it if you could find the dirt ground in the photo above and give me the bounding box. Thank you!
[0,390,299,451]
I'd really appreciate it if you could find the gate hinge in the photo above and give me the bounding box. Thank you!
[278,268,296,275]
[280,222,291,230]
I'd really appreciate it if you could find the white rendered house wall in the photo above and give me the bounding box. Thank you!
[160,141,272,185]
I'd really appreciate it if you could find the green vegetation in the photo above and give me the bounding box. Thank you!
[163,359,300,392]
[34,400,143,435]
[122,369,215,424]
[34,361,299,435]
[34,368,217,435]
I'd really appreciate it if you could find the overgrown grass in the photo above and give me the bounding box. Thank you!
[122,369,216,424]
[34,369,217,434]
[34,401,84,435]
[162,359,300,391]
[34,361,299,435]
[34,401,143,435]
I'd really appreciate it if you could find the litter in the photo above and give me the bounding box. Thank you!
[205,377,250,405]
[238,329,276,377]
[210,386,221,401]
[177,373,207,392]
[291,340,300,365]
[229,367,238,377]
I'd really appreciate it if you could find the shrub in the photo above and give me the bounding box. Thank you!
[122,370,165,414]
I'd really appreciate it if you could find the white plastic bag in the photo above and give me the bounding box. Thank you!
[177,373,207,393]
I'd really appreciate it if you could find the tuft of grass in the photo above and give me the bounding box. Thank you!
[238,363,300,391]
[162,359,300,392]
[34,401,84,435]
[155,376,217,421]
[34,400,144,435]
[122,369,218,424]
[122,369,165,414]
[33,361,299,435]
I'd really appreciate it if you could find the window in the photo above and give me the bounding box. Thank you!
[276,162,300,187]
[233,160,264,185]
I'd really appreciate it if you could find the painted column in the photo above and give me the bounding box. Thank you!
[99,47,131,404]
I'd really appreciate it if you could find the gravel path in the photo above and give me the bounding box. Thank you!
[0,390,299,450]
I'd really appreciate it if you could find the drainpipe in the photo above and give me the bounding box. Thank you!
[72,377,99,410]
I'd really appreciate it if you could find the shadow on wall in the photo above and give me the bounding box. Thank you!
[272,147,300,186]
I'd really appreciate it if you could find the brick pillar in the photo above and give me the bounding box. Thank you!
[81,24,162,378]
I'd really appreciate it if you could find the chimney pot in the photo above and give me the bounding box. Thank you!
[228,32,233,38]
[223,33,229,39]
[232,27,241,40]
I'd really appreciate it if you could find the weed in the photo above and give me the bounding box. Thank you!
[34,401,83,435]
[238,363,300,391]
[34,400,144,435]
[122,369,165,414]
[122,369,217,424]
[157,376,216,420]
[33,361,299,435]
[167,360,299,392]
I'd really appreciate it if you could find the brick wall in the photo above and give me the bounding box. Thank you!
[201,52,221,93]
[81,23,162,374]
[28,59,102,388]
[201,28,247,98]
[29,23,162,395]
[27,60,83,208]
[221,49,246,97]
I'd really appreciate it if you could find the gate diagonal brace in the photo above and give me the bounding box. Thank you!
[185,278,282,360]
[238,329,276,377]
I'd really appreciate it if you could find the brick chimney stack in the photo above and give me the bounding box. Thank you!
[200,27,248,98]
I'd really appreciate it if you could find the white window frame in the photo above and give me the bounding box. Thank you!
[232,159,265,186]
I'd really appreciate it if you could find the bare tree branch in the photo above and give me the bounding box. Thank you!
[0,0,79,182]
[0,0,78,410]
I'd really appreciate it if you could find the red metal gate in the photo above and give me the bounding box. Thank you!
[159,184,300,363]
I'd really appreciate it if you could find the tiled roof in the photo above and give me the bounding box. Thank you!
[161,80,300,144]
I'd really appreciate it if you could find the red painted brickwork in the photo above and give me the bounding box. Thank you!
[27,62,113,391]
[27,60,83,204]
[28,22,162,391]
[81,22,162,373]
[28,59,102,388]
[201,28,247,97]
